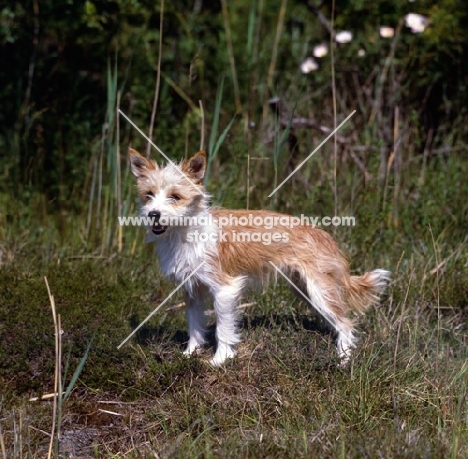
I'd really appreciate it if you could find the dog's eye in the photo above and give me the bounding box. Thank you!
[170,194,181,201]
[145,191,154,199]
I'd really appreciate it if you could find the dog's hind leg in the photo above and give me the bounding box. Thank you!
[295,272,356,365]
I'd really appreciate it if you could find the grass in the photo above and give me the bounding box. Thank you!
[1,174,468,457]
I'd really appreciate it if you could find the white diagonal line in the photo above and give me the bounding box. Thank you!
[117,261,206,349]
[118,109,201,193]
[119,109,174,164]
[268,110,356,197]
[268,261,312,305]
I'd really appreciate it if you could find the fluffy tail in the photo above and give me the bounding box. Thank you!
[346,269,391,314]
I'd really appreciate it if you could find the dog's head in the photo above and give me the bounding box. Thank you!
[129,149,208,235]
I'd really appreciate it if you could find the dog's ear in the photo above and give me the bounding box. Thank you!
[182,151,206,184]
[129,148,157,178]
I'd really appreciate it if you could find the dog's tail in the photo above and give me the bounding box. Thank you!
[345,269,391,314]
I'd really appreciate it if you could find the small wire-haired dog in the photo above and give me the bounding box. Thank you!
[129,148,390,366]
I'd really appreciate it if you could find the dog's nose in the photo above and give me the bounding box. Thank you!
[148,210,161,220]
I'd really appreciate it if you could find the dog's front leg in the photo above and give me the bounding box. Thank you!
[183,287,207,356]
[210,279,244,366]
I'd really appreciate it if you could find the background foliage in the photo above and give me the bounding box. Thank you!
[1,0,467,207]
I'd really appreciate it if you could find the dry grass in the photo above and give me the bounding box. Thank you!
[0,227,467,457]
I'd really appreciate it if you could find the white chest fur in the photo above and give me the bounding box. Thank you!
[154,222,219,290]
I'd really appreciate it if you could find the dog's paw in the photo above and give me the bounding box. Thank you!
[336,331,355,368]
[183,344,203,356]
[337,354,352,368]
[209,345,237,367]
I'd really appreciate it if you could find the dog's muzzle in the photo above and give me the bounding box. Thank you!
[148,210,168,235]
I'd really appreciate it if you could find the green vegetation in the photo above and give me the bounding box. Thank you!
[1,1,467,457]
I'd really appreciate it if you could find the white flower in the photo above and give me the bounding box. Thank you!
[380,26,395,38]
[300,57,318,74]
[313,43,328,58]
[405,13,428,33]
[335,31,353,43]
[358,49,366,57]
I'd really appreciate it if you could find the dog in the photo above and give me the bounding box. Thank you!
[129,148,390,366]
